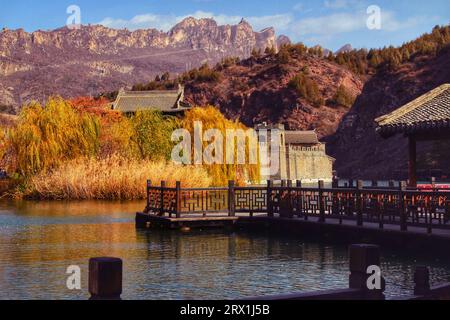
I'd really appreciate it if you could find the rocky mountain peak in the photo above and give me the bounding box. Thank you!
[0,17,282,107]
[335,44,353,54]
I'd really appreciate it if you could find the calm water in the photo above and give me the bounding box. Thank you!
[0,200,449,300]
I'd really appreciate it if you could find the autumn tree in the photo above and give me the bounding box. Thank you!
[181,106,260,186]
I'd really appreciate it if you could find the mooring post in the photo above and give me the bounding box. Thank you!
[318,180,325,223]
[399,181,407,231]
[414,266,430,296]
[160,181,166,217]
[89,257,123,300]
[349,244,385,300]
[176,181,182,218]
[228,180,236,217]
[356,180,364,227]
[267,180,274,217]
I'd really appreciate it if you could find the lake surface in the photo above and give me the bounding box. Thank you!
[0,200,449,300]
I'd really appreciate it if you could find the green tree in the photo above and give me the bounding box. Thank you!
[288,73,324,107]
[131,110,179,161]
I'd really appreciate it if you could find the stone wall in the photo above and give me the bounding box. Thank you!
[286,145,334,182]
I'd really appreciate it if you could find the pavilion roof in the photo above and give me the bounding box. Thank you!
[375,84,450,137]
[285,130,320,145]
[112,86,191,114]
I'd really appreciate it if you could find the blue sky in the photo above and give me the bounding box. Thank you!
[1,0,449,51]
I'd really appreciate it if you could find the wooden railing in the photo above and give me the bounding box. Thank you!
[145,180,450,233]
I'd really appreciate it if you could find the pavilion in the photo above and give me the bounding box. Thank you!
[375,84,450,188]
[111,84,191,115]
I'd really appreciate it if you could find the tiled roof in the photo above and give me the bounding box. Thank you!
[376,84,450,137]
[285,131,320,145]
[112,88,191,113]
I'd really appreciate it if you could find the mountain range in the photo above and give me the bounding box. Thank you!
[0,17,286,109]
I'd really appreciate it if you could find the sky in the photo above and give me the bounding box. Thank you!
[0,0,449,51]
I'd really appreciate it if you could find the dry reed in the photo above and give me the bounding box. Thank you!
[21,155,212,200]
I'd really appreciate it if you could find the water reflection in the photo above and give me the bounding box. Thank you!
[0,200,449,300]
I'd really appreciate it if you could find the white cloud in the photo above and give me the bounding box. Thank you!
[324,0,351,9]
[98,11,293,33]
[290,9,430,37]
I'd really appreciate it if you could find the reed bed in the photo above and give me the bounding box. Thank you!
[21,155,212,200]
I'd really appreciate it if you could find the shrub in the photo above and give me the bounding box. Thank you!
[288,73,324,107]
[332,85,356,108]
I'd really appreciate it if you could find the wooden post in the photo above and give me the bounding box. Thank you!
[228,181,235,217]
[408,135,417,188]
[176,181,182,219]
[267,180,274,217]
[160,181,166,217]
[318,180,325,223]
[296,180,302,217]
[332,178,339,189]
[349,244,385,300]
[356,180,364,227]
[89,257,122,300]
[145,180,151,213]
[287,180,293,218]
[399,181,407,231]
[414,266,430,296]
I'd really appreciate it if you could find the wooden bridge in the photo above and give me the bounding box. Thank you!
[136,180,450,237]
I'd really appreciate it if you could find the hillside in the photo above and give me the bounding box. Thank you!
[0,17,281,110]
[133,45,364,137]
[327,45,450,179]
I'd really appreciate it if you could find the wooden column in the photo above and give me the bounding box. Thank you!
[408,135,417,188]
[228,181,235,217]
[175,181,182,218]
[160,181,166,216]
[267,180,274,217]
[318,180,325,223]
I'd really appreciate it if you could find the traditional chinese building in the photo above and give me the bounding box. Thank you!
[376,83,450,187]
[111,85,191,115]
[255,123,335,184]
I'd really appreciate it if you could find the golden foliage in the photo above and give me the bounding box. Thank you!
[6,97,100,176]
[21,155,211,200]
[131,110,180,161]
[182,106,260,186]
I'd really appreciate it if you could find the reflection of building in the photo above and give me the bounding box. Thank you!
[255,123,335,183]
[111,85,191,115]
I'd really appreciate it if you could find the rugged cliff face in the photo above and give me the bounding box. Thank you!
[0,18,279,109]
[182,52,364,137]
[327,46,450,179]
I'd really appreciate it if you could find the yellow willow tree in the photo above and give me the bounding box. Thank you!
[6,97,100,176]
[181,106,260,186]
